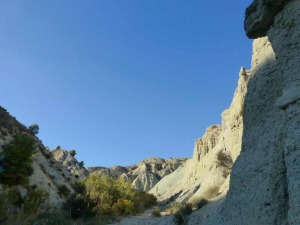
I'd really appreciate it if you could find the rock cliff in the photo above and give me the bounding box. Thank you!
[188,1,300,224]
[212,1,300,224]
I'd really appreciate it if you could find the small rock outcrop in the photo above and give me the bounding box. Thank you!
[244,0,290,38]
[88,157,187,192]
[51,148,88,180]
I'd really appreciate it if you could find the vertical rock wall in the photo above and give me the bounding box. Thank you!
[213,1,300,224]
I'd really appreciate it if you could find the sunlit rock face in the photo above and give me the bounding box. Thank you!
[211,1,300,224]
[51,148,89,180]
[149,68,250,204]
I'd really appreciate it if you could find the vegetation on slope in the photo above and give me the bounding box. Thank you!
[0,133,35,186]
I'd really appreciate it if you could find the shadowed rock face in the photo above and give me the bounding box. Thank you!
[244,0,291,38]
[212,1,300,224]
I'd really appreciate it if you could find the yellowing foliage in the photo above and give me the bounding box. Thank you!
[74,173,157,219]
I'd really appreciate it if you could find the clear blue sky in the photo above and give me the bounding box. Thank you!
[0,1,253,167]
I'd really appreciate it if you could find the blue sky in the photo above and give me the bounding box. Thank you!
[0,0,253,167]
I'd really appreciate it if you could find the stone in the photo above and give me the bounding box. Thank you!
[244,0,291,38]
[275,86,300,109]
[200,1,300,224]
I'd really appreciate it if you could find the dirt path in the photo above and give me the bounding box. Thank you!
[109,209,175,225]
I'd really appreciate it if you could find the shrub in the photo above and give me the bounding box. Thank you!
[28,124,39,135]
[58,185,71,197]
[138,191,157,209]
[78,161,84,167]
[81,174,157,219]
[0,193,8,223]
[216,151,232,168]
[69,150,76,157]
[24,188,49,215]
[174,203,193,225]
[196,198,208,210]
[151,208,161,217]
[0,134,35,186]
[6,187,22,205]
[112,199,135,216]
[216,151,233,178]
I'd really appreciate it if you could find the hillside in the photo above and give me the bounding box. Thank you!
[0,107,77,206]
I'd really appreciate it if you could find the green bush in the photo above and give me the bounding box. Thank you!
[0,134,35,186]
[138,191,157,209]
[28,124,39,135]
[24,188,49,215]
[112,199,135,216]
[58,184,71,197]
[174,203,193,225]
[69,150,76,157]
[0,193,8,223]
[77,174,157,220]
[78,161,84,167]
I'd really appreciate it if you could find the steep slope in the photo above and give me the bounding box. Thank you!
[0,107,76,206]
[149,67,250,203]
[88,157,187,192]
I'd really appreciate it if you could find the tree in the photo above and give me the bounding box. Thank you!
[28,124,39,135]
[0,134,35,186]
[69,150,76,157]
[78,161,84,167]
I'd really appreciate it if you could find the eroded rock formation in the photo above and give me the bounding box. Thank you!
[88,157,187,192]
[151,2,300,224]
[216,1,300,224]
[149,67,250,203]
[52,148,89,180]
[189,1,300,224]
